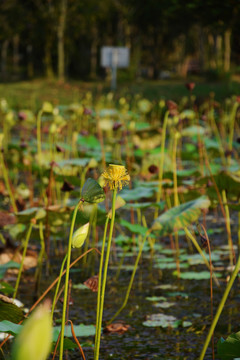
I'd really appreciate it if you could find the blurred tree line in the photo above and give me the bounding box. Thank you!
[0,0,240,82]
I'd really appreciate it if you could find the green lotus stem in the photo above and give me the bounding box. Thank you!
[83,208,94,266]
[108,229,152,325]
[13,222,33,299]
[90,204,98,261]
[155,111,168,218]
[0,152,17,213]
[51,253,68,321]
[222,189,234,266]
[172,132,180,207]
[199,252,240,360]
[94,189,117,360]
[208,108,226,166]
[238,211,240,252]
[95,216,109,344]
[184,227,220,287]
[34,221,46,288]
[37,109,43,165]
[115,247,127,281]
[228,102,238,153]
[173,132,180,277]
[59,200,82,360]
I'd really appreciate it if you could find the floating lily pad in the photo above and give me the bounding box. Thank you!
[154,302,175,308]
[143,314,177,328]
[173,271,221,280]
[0,261,20,279]
[166,292,189,299]
[154,262,189,270]
[53,324,96,339]
[154,284,178,290]
[72,284,89,290]
[55,338,78,351]
[120,219,149,236]
[0,320,22,336]
[146,296,167,302]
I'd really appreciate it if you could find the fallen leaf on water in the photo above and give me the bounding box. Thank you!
[104,322,130,334]
[84,274,98,292]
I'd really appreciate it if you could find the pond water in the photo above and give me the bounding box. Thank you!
[16,226,240,360]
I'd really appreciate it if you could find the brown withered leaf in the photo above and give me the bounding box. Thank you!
[104,322,130,334]
[84,274,99,292]
[0,211,16,228]
[0,247,38,271]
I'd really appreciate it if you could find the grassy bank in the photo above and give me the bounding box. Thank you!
[0,78,240,111]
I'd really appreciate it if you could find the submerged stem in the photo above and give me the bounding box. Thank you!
[108,229,152,325]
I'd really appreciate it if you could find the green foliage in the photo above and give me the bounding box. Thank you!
[0,302,24,323]
[172,271,221,280]
[217,331,240,359]
[0,262,20,280]
[152,196,210,235]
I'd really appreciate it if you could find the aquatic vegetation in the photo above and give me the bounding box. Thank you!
[0,88,239,359]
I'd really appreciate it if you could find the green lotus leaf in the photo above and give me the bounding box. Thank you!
[173,271,221,280]
[81,178,105,203]
[152,196,210,235]
[181,125,209,137]
[198,171,240,195]
[217,331,240,359]
[53,324,96,339]
[0,300,24,323]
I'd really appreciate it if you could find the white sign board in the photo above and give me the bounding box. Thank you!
[101,47,129,68]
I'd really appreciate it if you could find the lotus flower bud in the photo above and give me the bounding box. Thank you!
[72,223,89,248]
[11,300,52,360]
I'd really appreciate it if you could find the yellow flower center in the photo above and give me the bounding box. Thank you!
[102,164,130,191]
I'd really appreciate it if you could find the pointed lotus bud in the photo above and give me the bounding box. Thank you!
[72,222,89,248]
[11,300,52,360]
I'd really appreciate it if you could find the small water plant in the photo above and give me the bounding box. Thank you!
[0,88,240,359]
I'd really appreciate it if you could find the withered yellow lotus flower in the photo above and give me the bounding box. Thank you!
[102,164,130,191]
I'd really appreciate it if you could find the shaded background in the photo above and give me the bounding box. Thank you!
[0,0,240,83]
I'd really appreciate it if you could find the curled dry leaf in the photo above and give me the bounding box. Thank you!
[104,322,130,334]
[84,274,99,292]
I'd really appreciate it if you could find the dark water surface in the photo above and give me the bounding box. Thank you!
[16,235,240,360]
